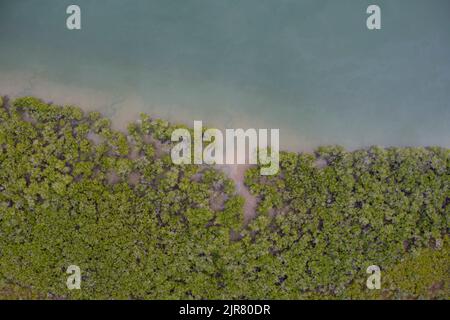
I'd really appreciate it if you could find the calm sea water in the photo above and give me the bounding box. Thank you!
[1,0,449,150]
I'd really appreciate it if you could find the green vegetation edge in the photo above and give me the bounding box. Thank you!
[0,96,448,299]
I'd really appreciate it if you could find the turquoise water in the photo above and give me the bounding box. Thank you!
[1,0,449,150]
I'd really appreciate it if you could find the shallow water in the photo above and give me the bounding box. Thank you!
[1,0,449,151]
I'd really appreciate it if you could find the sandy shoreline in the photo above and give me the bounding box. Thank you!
[0,70,317,152]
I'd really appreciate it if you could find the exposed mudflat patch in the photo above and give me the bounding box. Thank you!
[218,164,258,222]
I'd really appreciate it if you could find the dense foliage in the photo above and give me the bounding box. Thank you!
[0,96,448,299]
[245,145,449,299]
